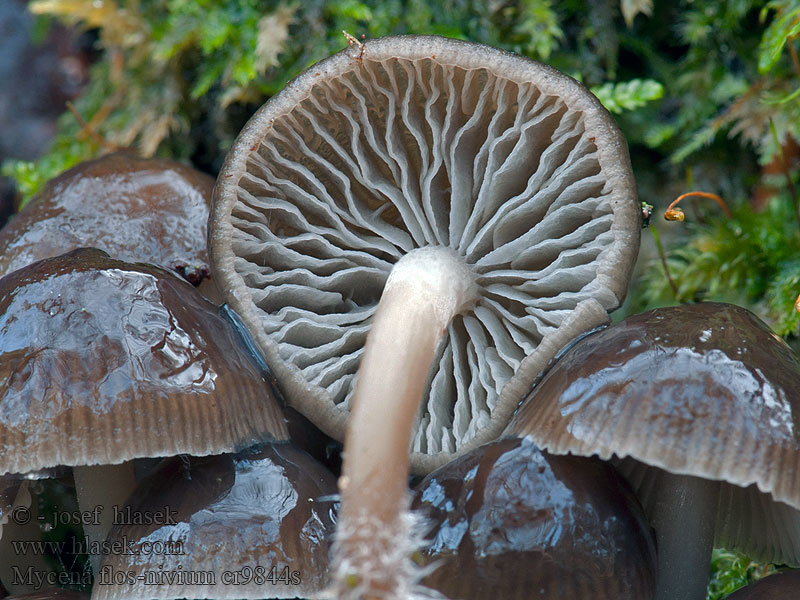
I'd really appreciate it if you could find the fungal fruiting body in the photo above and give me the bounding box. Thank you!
[331,247,477,598]
[208,34,642,600]
[510,303,800,600]
[209,36,641,475]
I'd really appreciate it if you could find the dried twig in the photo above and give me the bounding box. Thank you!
[768,119,800,230]
[649,225,679,300]
[65,101,120,152]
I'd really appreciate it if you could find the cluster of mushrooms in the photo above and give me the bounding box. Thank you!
[0,35,798,600]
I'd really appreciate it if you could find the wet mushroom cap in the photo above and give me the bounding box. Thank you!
[0,248,287,475]
[210,34,641,474]
[509,302,800,564]
[93,442,338,600]
[411,437,656,599]
[0,151,219,298]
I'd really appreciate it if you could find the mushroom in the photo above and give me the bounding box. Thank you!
[92,442,337,600]
[508,302,800,600]
[411,436,657,599]
[725,569,800,599]
[209,34,640,597]
[210,34,641,472]
[0,151,221,302]
[0,248,288,577]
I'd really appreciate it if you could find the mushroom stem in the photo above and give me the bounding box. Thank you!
[73,462,138,574]
[332,246,477,599]
[651,472,720,600]
[0,482,59,595]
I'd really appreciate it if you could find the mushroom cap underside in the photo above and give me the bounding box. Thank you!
[210,34,641,474]
[509,302,800,565]
[0,248,288,476]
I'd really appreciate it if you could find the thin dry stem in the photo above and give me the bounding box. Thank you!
[66,101,120,153]
[788,35,800,81]
[767,119,800,230]
[85,86,125,134]
[649,225,679,300]
[342,31,363,48]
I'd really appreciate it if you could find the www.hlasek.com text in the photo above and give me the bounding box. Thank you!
[11,536,184,557]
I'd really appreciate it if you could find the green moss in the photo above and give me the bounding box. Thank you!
[1,1,797,595]
[0,129,94,208]
[707,548,778,599]
[3,0,664,205]
[638,193,800,338]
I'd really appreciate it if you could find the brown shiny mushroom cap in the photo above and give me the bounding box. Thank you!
[725,570,800,599]
[509,302,800,599]
[210,34,641,474]
[510,302,800,533]
[411,437,656,599]
[93,442,338,600]
[0,248,288,476]
[0,151,218,298]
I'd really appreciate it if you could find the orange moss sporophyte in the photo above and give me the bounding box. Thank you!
[664,191,733,222]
